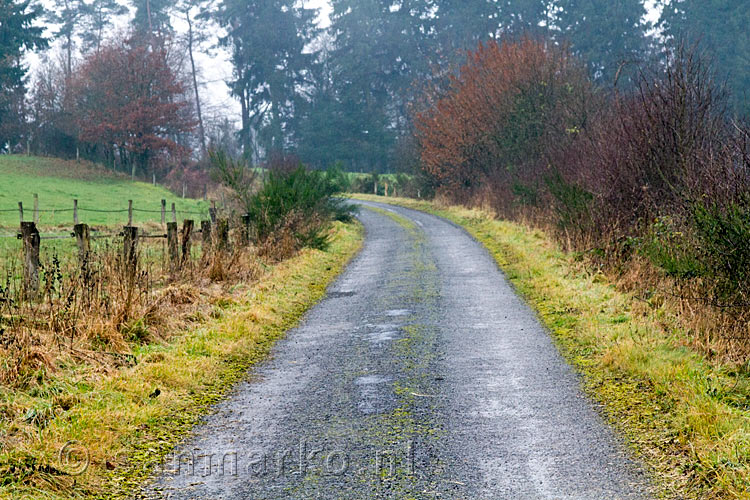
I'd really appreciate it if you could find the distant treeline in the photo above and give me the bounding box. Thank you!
[1,1,748,178]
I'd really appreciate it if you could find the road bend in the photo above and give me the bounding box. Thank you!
[142,200,651,500]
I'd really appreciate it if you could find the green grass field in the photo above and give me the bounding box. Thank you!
[347,171,403,183]
[0,155,209,230]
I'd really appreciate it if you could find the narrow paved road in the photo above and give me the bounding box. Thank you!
[143,201,651,499]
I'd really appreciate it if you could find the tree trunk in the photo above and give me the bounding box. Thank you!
[146,0,153,33]
[268,84,283,151]
[240,88,251,154]
[66,31,73,81]
[64,0,73,83]
[186,10,207,157]
[96,9,103,52]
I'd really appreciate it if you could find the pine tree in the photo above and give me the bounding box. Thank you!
[182,1,207,156]
[556,0,650,85]
[433,0,499,54]
[45,0,87,79]
[132,0,173,36]
[501,0,553,35]
[660,0,750,115]
[0,0,47,145]
[216,0,317,155]
[432,0,554,56]
[81,0,129,53]
[317,0,436,170]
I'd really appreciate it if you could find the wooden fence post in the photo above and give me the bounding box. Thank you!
[201,220,212,251]
[209,201,217,224]
[73,199,79,225]
[181,220,194,265]
[73,223,90,268]
[18,202,23,224]
[241,214,251,245]
[216,218,229,253]
[21,222,40,299]
[122,226,138,279]
[33,194,39,224]
[128,200,133,226]
[167,222,179,273]
[161,199,166,226]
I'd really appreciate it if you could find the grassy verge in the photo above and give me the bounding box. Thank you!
[0,221,363,500]
[353,194,750,499]
[0,155,207,228]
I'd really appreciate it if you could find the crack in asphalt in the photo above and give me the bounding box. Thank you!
[141,201,652,499]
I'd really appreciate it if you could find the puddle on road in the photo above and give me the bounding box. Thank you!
[385,309,411,317]
[355,375,392,415]
[363,323,402,344]
[365,322,401,330]
[355,375,391,385]
[368,330,399,342]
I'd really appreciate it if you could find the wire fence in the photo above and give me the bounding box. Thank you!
[3,204,240,306]
[0,197,212,240]
[0,207,207,215]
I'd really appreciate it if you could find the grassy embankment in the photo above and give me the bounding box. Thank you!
[0,155,210,282]
[0,155,207,229]
[0,221,362,500]
[0,156,364,499]
[353,194,750,500]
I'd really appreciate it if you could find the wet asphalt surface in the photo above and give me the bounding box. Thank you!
[142,201,652,499]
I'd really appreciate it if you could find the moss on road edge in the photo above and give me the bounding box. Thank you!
[352,194,750,500]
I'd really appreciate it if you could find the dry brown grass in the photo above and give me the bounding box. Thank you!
[0,219,361,499]
[614,256,750,365]
[255,211,328,261]
[448,186,750,365]
[0,225,267,390]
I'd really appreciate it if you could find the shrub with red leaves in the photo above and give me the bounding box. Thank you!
[71,36,195,179]
[415,38,593,209]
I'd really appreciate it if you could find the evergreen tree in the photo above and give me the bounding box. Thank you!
[316,0,435,170]
[0,0,47,145]
[294,35,343,168]
[81,0,129,53]
[216,0,317,156]
[327,0,393,170]
[132,0,173,36]
[45,0,87,79]
[501,0,552,35]
[433,0,500,54]
[556,0,650,85]
[660,0,750,116]
[180,0,211,156]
